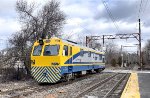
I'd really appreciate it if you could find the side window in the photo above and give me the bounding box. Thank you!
[80,49,84,56]
[88,51,91,57]
[70,47,72,56]
[99,54,102,60]
[63,45,68,56]
[103,57,105,63]
[95,54,97,60]
[93,53,94,58]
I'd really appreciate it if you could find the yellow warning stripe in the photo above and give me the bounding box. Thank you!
[121,72,140,98]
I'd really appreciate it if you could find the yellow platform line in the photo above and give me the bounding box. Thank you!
[121,72,140,98]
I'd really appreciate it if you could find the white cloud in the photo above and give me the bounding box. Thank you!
[0,0,149,52]
[62,3,92,18]
[97,4,105,13]
[0,18,21,50]
[0,18,20,38]
[66,18,83,26]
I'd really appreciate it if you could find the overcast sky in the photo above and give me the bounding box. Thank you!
[0,0,150,52]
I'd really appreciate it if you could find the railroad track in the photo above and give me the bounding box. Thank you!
[0,66,133,98]
[0,72,104,98]
[103,73,130,98]
[75,73,130,98]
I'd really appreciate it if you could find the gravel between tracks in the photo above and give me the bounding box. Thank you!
[24,72,116,98]
[84,74,125,98]
[0,79,36,92]
[0,72,126,98]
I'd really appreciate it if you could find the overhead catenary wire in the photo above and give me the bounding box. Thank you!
[137,0,149,19]
[101,0,121,34]
[135,0,143,32]
[138,0,143,18]
[141,0,149,16]
[135,0,140,30]
[140,0,149,27]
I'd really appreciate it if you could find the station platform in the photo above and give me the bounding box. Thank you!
[121,72,150,98]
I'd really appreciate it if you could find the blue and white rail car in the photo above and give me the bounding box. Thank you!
[31,37,105,83]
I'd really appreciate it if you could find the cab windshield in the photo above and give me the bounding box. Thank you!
[43,45,59,56]
[33,45,42,56]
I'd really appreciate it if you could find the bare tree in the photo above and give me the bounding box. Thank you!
[7,0,66,76]
[8,32,31,74]
[142,40,150,66]
[16,0,66,39]
[105,42,120,64]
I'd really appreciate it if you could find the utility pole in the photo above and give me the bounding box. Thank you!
[121,45,124,67]
[148,47,150,62]
[86,36,88,47]
[103,35,105,47]
[139,19,142,69]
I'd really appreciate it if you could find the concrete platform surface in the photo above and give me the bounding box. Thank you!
[121,72,150,98]
[103,69,150,73]
[138,73,150,98]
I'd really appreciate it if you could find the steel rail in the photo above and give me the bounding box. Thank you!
[1,73,103,98]
[103,73,130,98]
[75,73,120,98]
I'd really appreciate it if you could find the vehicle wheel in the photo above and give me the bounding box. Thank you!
[95,69,101,73]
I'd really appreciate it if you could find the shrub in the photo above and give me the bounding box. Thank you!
[111,59,116,67]
[117,56,122,66]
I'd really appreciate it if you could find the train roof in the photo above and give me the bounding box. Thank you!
[34,37,105,54]
[61,38,104,54]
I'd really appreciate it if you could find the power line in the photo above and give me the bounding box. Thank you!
[101,0,121,34]
[86,19,142,68]
[142,0,149,15]
[76,23,91,34]
[138,0,147,19]
[138,0,143,18]
[136,0,149,28]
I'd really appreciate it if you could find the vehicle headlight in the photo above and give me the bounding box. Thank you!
[51,62,59,66]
